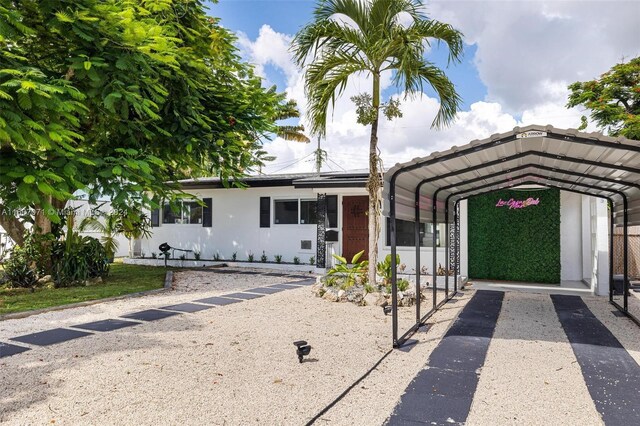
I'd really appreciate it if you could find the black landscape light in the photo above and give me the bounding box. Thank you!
[383,305,392,316]
[293,340,311,363]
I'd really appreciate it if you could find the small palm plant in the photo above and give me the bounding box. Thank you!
[79,213,121,262]
[326,250,369,289]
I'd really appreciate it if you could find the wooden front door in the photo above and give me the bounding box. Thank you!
[342,196,369,261]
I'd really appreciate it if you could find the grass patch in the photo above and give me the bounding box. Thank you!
[0,263,169,315]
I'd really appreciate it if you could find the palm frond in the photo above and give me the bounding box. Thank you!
[277,125,310,143]
[305,52,368,136]
[314,0,370,33]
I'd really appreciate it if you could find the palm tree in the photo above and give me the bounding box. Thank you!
[292,0,464,284]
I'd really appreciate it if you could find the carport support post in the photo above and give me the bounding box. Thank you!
[454,201,459,292]
[445,203,449,296]
[414,189,421,323]
[624,198,629,311]
[432,193,438,310]
[609,200,614,302]
[390,179,399,347]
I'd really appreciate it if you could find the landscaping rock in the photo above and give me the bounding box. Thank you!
[37,275,53,285]
[363,292,379,306]
[337,289,346,301]
[322,287,339,302]
[346,287,364,305]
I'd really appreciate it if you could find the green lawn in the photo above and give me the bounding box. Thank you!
[0,263,169,315]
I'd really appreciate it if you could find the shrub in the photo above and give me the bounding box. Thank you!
[248,252,255,262]
[179,254,186,261]
[194,251,201,260]
[274,254,283,263]
[5,231,109,289]
[260,251,267,263]
[309,256,315,265]
[376,254,400,286]
[3,246,38,289]
[326,250,368,289]
[384,278,410,294]
[232,251,237,261]
[213,252,221,261]
[51,235,109,287]
[293,256,300,265]
[151,252,157,259]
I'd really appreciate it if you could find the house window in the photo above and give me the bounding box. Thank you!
[162,201,203,224]
[274,200,298,224]
[385,219,447,247]
[300,200,317,224]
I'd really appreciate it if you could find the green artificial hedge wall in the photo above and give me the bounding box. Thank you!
[468,188,561,284]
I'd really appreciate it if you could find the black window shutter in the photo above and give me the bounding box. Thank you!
[151,208,160,227]
[260,197,270,228]
[202,198,212,227]
[327,195,338,228]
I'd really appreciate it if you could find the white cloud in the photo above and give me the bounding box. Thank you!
[429,0,639,113]
[236,2,636,174]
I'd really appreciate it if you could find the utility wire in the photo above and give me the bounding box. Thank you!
[328,158,347,172]
[269,153,314,174]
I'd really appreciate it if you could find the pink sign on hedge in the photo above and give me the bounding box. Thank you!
[495,197,540,209]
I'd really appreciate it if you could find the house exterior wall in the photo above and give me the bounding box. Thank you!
[560,191,583,281]
[142,186,321,264]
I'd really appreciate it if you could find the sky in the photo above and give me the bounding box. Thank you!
[207,0,639,174]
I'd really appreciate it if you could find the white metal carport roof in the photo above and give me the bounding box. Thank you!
[383,125,640,226]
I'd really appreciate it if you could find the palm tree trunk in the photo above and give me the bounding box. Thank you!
[367,72,381,286]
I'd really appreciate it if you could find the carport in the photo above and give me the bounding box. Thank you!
[383,125,640,348]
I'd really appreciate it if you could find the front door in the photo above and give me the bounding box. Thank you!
[342,196,369,261]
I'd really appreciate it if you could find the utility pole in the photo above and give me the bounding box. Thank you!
[314,135,327,175]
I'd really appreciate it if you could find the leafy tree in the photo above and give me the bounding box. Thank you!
[0,0,291,246]
[567,56,640,140]
[292,0,463,284]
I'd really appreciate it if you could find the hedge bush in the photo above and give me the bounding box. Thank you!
[468,188,561,284]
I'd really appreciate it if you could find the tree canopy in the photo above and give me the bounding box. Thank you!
[0,0,292,244]
[567,56,639,140]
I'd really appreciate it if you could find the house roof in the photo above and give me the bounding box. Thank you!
[177,170,370,189]
[382,125,640,226]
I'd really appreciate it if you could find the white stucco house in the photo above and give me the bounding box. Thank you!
[133,170,613,296]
